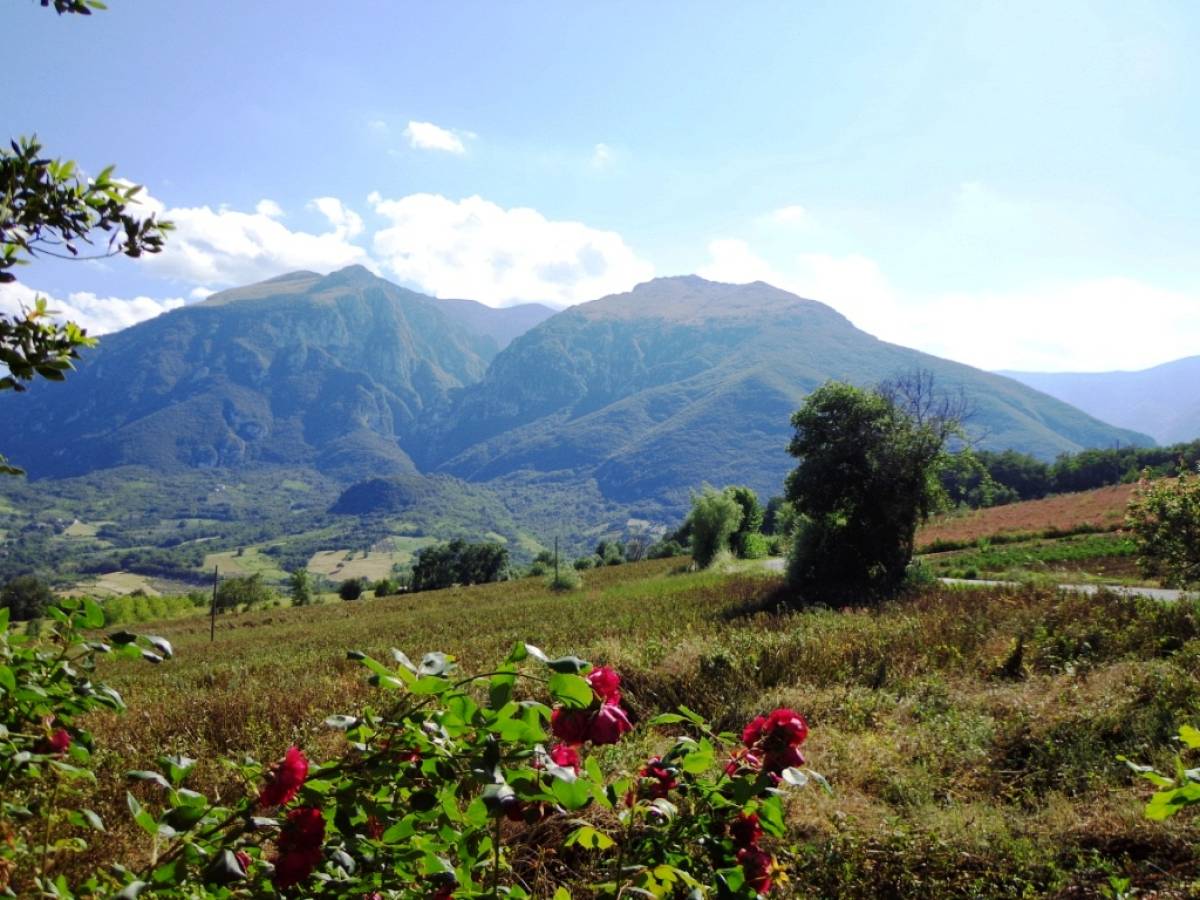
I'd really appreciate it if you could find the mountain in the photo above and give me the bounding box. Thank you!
[4,268,1152,524]
[999,356,1200,445]
[417,276,1153,507]
[436,299,556,359]
[4,267,521,479]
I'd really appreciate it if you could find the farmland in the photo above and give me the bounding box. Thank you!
[59,558,1200,897]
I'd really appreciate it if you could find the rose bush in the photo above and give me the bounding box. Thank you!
[102,643,826,898]
[0,599,169,896]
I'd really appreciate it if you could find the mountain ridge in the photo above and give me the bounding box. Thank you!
[3,267,1153,521]
[999,356,1200,445]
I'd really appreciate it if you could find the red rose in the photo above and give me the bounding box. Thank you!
[586,665,622,704]
[36,727,72,755]
[551,707,592,745]
[431,885,455,900]
[259,746,309,809]
[737,845,775,895]
[762,708,807,749]
[762,745,805,775]
[549,743,581,773]
[272,806,324,889]
[234,850,252,875]
[741,715,768,747]
[638,757,678,800]
[729,812,762,848]
[588,702,632,745]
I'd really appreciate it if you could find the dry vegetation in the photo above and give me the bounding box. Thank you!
[69,559,1200,897]
[918,483,1138,548]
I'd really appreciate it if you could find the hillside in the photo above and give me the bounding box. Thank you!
[1000,355,1200,444]
[2,268,506,480]
[2,268,1152,531]
[419,276,1153,508]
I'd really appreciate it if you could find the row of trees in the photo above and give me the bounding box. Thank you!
[936,441,1200,510]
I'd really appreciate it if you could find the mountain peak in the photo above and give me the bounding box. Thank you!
[578,274,835,323]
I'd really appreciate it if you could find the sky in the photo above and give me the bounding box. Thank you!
[2,0,1198,372]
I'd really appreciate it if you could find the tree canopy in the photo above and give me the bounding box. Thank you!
[785,375,962,602]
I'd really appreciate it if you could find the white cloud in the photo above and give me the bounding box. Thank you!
[255,199,284,219]
[370,193,654,306]
[310,196,364,239]
[591,143,614,169]
[367,119,388,133]
[0,281,186,336]
[770,205,808,224]
[698,238,1199,372]
[402,121,468,154]
[137,192,369,287]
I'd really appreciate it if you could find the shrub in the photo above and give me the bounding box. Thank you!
[573,555,595,570]
[215,573,273,611]
[289,567,314,606]
[0,574,53,621]
[1126,466,1200,588]
[688,486,744,568]
[648,539,685,559]
[740,532,770,560]
[100,647,825,897]
[338,578,364,602]
[546,566,583,592]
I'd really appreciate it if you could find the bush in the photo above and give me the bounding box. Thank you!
[95,647,824,897]
[1126,466,1200,589]
[288,567,313,607]
[215,573,273,611]
[339,578,364,602]
[573,555,595,570]
[687,486,743,568]
[546,567,583,592]
[647,539,685,559]
[0,574,53,620]
[740,532,770,560]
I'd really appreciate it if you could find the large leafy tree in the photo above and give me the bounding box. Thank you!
[2,3,171,473]
[785,374,963,602]
[1126,465,1200,590]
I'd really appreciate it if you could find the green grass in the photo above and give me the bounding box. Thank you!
[920,532,1143,582]
[67,560,1200,896]
[202,546,289,581]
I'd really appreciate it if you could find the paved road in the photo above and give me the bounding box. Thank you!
[761,558,1192,602]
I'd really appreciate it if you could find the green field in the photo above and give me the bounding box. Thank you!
[63,559,1200,896]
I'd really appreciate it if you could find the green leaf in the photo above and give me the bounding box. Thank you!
[0,665,14,693]
[648,712,687,725]
[551,776,593,810]
[566,825,614,850]
[80,597,104,629]
[1180,724,1200,749]
[548,673,593,709]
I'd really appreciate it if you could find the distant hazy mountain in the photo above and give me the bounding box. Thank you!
[436,298,556,359]
[418,276,1152,506]
[1000,356,1200,445]
[4,268,1151,519]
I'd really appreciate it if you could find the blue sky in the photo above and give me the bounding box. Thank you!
[3,0,1197,371]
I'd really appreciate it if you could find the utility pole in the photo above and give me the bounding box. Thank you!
[554,536,559,582]
[210,565,218,642]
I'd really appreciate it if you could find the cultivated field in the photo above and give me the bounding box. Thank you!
[917,482,1137,548]
[68,559,1200,896]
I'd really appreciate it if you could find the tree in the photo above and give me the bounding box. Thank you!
[288,568,313,607]
[215,574,273,611]
[1126,466,1200,589]
[686,486,743,568]
[0,574,54,620]
[724,485,764,557]
[411,540,509,592]
[785,375,963,602]
[339,578,364,602]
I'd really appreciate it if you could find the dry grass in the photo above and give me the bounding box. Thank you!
[918,483,1138,548]
[60,560,1200,896]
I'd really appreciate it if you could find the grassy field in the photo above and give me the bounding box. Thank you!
[918,482,1136,548]
[920,532,1145,584]
[305,535,436,582]
[63,558,1200,896]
